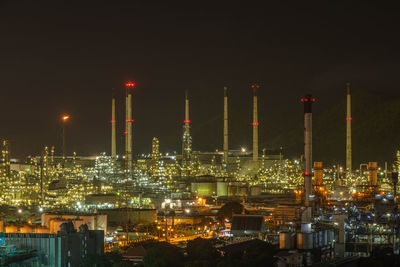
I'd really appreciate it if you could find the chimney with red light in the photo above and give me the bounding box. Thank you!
[251,84,260,168]
[125,82,135,174]
[301,94,315,223]
[182,90,192,172]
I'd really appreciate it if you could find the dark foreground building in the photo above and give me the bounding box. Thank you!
[3,222,103,266]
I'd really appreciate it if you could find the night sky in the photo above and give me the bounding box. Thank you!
[1,1,400,160]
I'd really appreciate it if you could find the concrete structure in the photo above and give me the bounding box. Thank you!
[223,86,229,167]
[41,213,107,235]
[111,88,117,158]
[231,215,265,238]
[125,82,134,174]
[3,222,104,267]
[346,83,352,173]
[101,208,156,229]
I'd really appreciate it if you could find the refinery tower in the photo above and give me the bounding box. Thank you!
[223,86,228,167]
[346,83,352,173]
[182,90,192,170]
[125,82,135,174]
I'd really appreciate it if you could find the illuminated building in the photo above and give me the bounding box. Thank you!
[151,137,160,178]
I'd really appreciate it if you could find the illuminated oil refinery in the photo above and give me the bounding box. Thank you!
[0,82,399,266]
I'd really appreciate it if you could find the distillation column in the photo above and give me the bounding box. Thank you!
[346,83,352,174]
[182,90,192,170]
[223,87,228,167]
[125,82,135,175]
[111,88,117,159]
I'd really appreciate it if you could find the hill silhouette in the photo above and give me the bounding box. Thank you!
[190,90,400,167]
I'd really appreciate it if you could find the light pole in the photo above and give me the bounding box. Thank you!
[62,115,70,167]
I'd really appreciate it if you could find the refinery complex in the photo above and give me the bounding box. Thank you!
[0,82,399,266]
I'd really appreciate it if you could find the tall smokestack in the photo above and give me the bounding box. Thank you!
[223,87,228,166]
[346,83,352,173]
[111,88,116,158]
[301,94,315,224]
[125,82,135,174]
[252,84,260,166]
[182,90,192,170]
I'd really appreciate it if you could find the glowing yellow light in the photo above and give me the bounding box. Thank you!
[62,115,70,121]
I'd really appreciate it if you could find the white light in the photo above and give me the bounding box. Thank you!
[241,147,246,153]
[39,207,43,212]
[18,209,22,213]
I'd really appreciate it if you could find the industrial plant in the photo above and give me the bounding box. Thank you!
[0,81,398,266]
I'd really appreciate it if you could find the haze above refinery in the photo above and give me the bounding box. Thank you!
[1,1,400,165]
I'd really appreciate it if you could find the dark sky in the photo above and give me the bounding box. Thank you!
[0,1,400,159]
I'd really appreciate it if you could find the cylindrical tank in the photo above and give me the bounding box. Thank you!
[228,186,237,196]
[321,230,327,246]
[297,233,313,250]
[250,186,262,196]
[327,230,334,244]
[279,232,292,249]
[239,186,247,196]
[217,182,228,197]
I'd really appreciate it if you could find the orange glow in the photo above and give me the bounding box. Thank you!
[62,115,70,121]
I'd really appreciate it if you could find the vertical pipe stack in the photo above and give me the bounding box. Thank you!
[368,162,378,187]
[252,84,259,166]
[223,87,228,167]
[111,88,116,159]
[302,94,315,224]
[314,162,323,186]
[125,82,134,174]
[346,83,352,174]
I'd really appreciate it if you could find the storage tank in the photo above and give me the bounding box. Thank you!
[279,232,294,249]
[250,186,262,196]
[297,232,313,250]
[217,182,228,197]
[228,185,237,196]
[327,230,334,244]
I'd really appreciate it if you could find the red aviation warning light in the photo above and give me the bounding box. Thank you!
[251,84,260,89]
[302,171,311,176]
[184,120,191,123]
[252,122,259,126]
[301,94,315,113]
[346,117,352,120]
[126,119,135,122]
[300,97,316,102]
[125,82,135,87]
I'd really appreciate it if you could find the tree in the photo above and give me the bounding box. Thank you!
[186,238,220,263]
[217,202,244,222]
[141,242,184,267]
